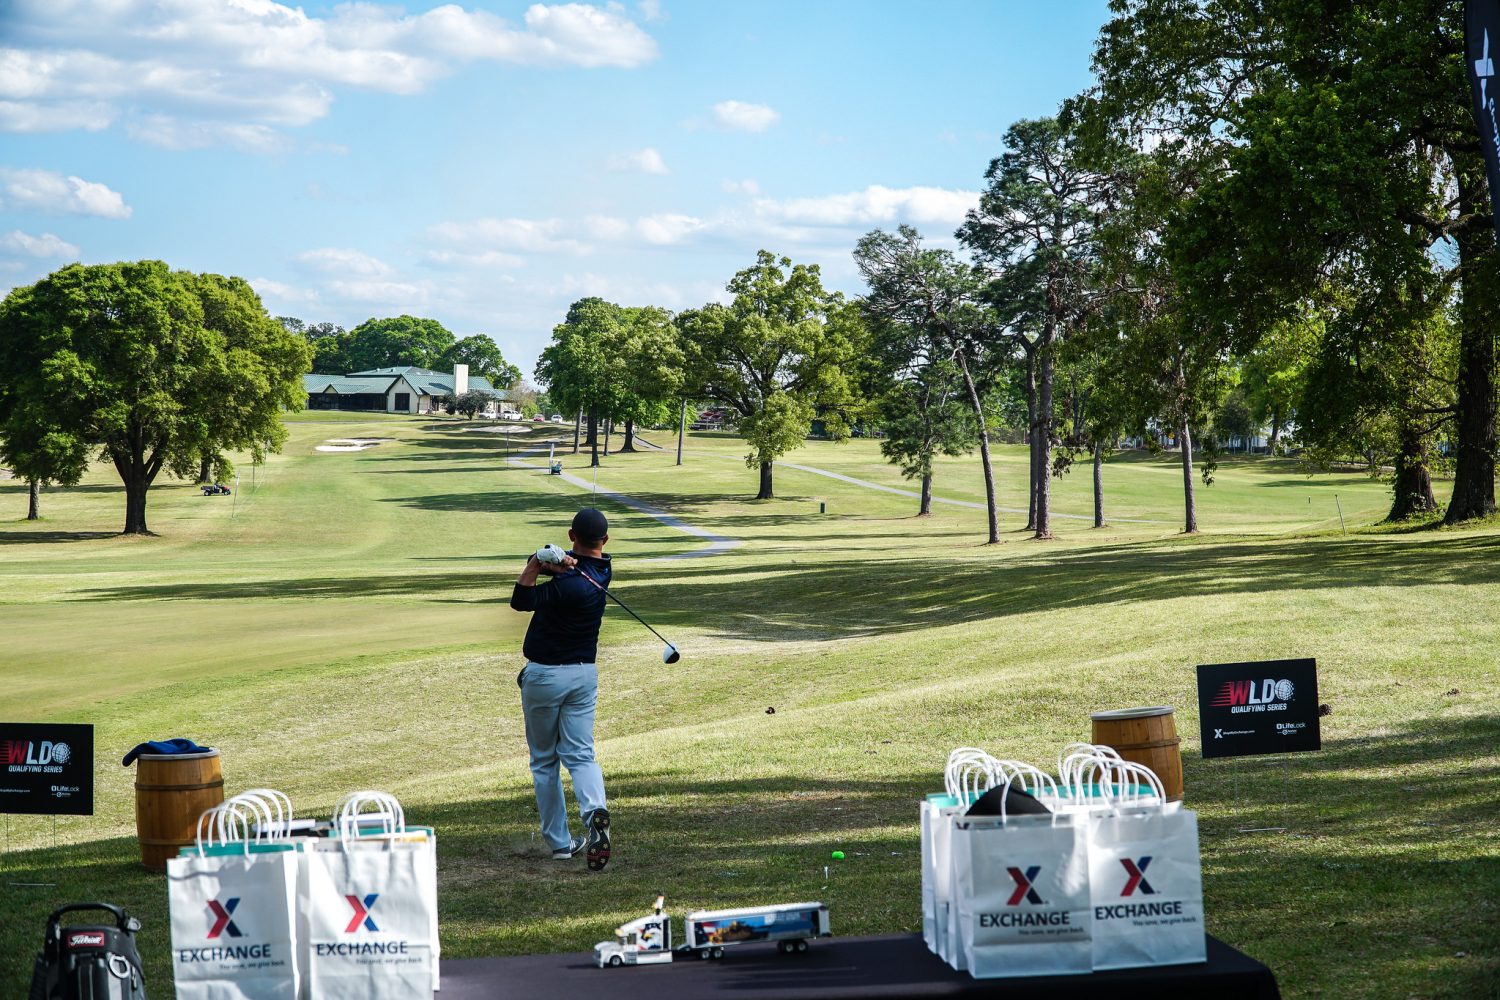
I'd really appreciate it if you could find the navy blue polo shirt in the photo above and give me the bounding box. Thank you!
[510,552,612,665]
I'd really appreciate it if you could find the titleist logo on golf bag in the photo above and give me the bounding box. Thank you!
[29,902,148,1000]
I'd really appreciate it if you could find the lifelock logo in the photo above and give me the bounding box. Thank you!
[1477,30,1500,168]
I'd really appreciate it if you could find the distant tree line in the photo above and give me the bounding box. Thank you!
[277,314,521,390]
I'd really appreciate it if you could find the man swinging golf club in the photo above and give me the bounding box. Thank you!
[510,508,614,871]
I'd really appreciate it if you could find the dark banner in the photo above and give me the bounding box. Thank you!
[1197,659,1320,759]
[1467,0,1500,240]
[0,723,94,815]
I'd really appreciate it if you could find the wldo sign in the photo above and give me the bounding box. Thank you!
[1196,659,1320,759]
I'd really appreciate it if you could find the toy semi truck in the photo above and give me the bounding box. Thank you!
[594,896,831,967]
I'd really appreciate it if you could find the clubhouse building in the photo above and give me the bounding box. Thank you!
[303,364,506,414]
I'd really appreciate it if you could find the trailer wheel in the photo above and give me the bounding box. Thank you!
[712,947,724,959]
[795,940,808,952]
[609,955,622,967]
[778,941,794,954]
[698,949,711,960]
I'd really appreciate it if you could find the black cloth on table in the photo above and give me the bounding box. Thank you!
[438,932,1281,1000]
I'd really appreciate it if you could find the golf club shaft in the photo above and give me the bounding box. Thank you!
[575,569,676,649]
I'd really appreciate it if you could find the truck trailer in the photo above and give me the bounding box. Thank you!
[594,897,831,967]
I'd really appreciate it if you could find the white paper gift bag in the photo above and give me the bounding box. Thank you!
[303,792,437,999]
[332,792,441,992]
[302,839,434,999]
[168,804,302,1000]
[951,794,1092,978]
[1086,786,1206,970]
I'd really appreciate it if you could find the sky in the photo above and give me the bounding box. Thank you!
[0,0,1113,381]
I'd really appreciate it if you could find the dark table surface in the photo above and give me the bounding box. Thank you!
[440,932,1281,999]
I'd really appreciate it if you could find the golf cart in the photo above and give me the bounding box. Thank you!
[201,483,232,496]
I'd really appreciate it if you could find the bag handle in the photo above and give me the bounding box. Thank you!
[943,748,991,799]
[195,803,255,855]
[990,761,1059,801]
[46,903,135,942]
[219,794,280,846]
[1093,760,1166,811]
[1059,745,1122,801]
[335,790,406,844]
[235,788,295,838]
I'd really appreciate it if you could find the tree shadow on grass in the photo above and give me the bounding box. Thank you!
[74,532,1500,639]
[0,529,121,544]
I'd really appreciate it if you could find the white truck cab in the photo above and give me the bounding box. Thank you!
[594,895,674,968]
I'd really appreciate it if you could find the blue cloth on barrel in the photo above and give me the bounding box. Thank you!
[121,738,211,767]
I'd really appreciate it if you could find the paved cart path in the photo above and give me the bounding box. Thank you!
[775,460,1165,524]
[508,447,740,560]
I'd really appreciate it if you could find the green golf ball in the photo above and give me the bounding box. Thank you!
[831,850,845,860]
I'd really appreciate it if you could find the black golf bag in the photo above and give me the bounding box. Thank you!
[28,902,148,1000]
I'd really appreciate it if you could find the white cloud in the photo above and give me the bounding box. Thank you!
[0,168,132,218]
[712,100,778,132]
[638,0,666,22]
[635,213,706,245]
[297,248,393,277]
[0,230,79,258]
[607,147,669,174]
[1,1,660,149]
[428,217,586,254]
[753,185,978,227]
[127,115,292,154]
[249,277,319,305]
[421,249,527,270]
[721,178,760,196]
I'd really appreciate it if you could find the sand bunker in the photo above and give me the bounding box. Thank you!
[316,438,394,452]
[463,424,538,435]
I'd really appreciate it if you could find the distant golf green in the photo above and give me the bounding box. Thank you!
[1,414,1495,999]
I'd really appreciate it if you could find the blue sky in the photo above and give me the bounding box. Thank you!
[0,0,1112,380]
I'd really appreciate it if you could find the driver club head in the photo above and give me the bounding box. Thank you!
[662,643,681,665]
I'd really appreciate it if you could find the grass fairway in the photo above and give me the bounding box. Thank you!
[1,414,1497,999]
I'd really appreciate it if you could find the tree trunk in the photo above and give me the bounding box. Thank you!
[27,478,40,520]
[1025,351,1038,531]
[1388,421,1439,521]
[1179,415,1198,534]
[956,348,999,544]
[1092,441,1105,528]
[676,399,686,466]
[603,418,612,456]
[1446,175,1499,523]
[123,471,150,535]
[620,419,636,452]
[589,405,599,467]
[1269,407,1282,455]
[757,460,773,500]
[919,473,933,516]
[573,409,582,454]
[1034,350,1055,540]
[197,455,212,484]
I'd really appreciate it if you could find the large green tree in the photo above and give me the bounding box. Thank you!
[612,306,685,453]
[442,334,521,388]
[537,297,622,466]
[852,227,1004,541]
[681,252,863,500]
[345,315,456,372]
[959,117,1106,540]
[0,261,311,534]
[854,227,980,517]
[1088,0,1496,523]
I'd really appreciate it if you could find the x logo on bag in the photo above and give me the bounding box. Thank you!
[206,898,242,939]
[1005,866,1044,906]
[1120,857,1157,896]
[345,893,380,933]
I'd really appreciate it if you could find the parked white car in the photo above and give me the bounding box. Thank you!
[500,409,523,421]
[550,414,566,423]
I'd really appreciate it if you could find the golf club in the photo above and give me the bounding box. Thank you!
[536,545,681,663]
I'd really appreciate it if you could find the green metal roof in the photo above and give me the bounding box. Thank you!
[304,371,507,399]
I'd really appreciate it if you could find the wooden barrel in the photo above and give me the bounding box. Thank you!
[134,750,224,870]
[1090,706,1184,802]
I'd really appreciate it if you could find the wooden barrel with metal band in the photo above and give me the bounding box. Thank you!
[134,750,224,870]
[1090,706,1184,802]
